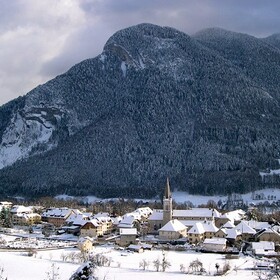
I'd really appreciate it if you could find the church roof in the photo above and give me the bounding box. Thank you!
[148,209,163,221]
[173,208,220,218]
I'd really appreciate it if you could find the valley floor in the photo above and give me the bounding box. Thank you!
[0,245,264,280]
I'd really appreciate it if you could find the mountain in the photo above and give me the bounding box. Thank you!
[0,23,279,198]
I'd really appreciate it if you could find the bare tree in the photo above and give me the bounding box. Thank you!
[0,266,7,280]
[161,251,171,272]
[189,259,204,274]
[180,264,186,273]
[44,263,60,280]
[153,258,161,272]
[90,253,111,267]
[139,259,149,271]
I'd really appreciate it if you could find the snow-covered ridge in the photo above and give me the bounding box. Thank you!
[0,107,63,169]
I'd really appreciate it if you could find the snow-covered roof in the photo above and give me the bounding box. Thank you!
[124,212,142,220]
[252,241,275,251]
[66,213,91,226]
[244,220,270,231]
[258,228,280,237]
[94,212,110,218]
[220,209,245,221]
[159,219,186,232]
[81,219,102,228]
[188,223,205,234]
[127,244,143,251]
[118,215,136,228]
[119,228,137,236]
[222,221,235,229]
[203,238,226,245]
[0,201,12,207]
[148,209,163,221]
[10,205,33,214]
[178,219,206,228]
[42,208,74,218]
[226,228,242,239]
[78,237,93,244]
[173,208,220,218]
[234,221,256,234]
[96,216,113,223]
[111,216,122,225]
[134,207,153,217]
[216,228,227,235]
[202,220,219,233]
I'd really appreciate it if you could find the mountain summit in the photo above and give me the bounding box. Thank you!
[0,23,279,198]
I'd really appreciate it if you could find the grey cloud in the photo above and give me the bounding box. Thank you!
[78,0,280,37]
[1,0,280,105]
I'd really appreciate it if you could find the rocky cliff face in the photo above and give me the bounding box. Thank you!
[0,23,279,198]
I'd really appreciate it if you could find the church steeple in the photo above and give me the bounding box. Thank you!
[164,177,171,199]
[163,177,172,225]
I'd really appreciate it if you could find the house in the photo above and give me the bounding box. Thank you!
[256,228,280,243]
[66,212,91,226]
[225,228,242,244]
[116,228,137,247]
[187,220,218,244]
[118,215,139,229]
[134,207,153,220]
[10,205,40,225]
[12,213,41,226]
[203,220,219,239]
[251,241,275,257]
[158,219,187,240]
[10,205,32,215]
[91,212,115,235]
[95,216,114,235]
[80,219,103,238]
[215,228,227,239]
[215,209,245,228]
[64,212,91,235]
[234,221,256,241]
[42,208,79,227]
[187,223,205,244]
[77,237,93,253]
[244,220,270,232]
[202,238,227,252]
[0,201,12,209]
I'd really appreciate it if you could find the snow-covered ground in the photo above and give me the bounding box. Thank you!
[0,244,262,280]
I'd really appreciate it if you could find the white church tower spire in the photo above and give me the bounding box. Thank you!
[163,177,172,225]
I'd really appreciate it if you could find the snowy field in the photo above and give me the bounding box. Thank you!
[0,245,262,280]
[56,188,280,206]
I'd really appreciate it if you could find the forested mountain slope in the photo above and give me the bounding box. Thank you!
[0,24,279,198]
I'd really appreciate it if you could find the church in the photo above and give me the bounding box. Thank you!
[148,178,221,233]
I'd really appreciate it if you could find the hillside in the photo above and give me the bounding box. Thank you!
[0,23,279,198]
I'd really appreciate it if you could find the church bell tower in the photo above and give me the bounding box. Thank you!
[163,178,172,225]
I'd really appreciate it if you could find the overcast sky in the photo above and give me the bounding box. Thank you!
[0,0,280,105]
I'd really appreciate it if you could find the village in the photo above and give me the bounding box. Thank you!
[0,181,280,279]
